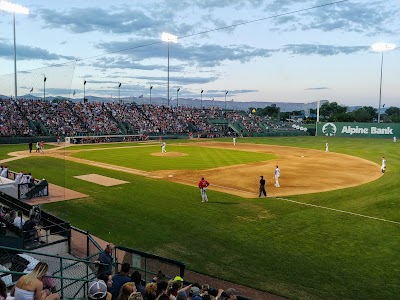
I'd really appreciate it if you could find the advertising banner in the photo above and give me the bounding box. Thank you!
[316,122,400,138]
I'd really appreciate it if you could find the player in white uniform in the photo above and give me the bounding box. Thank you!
[393,136,397,143]
[274,165,281,187]
[161,142,166,153]
[325,142,329,152]
[381,157,386,173]
[233,136,236,145]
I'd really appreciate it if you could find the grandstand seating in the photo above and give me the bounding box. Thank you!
[1,98,303,138]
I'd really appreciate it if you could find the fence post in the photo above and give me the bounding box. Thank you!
[59,256,64,299]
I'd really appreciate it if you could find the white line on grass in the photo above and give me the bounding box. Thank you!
[275,197,400,226]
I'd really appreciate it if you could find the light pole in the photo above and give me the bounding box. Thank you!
[0,1,29,101]
[371,42,396,123]
[83,80,86,103]
[176,87,180,107]
[201,89,203,108]
[161,32,178,107]
[150,85,153,105]
[118,82,121,103]
[43,76,46,101]
[225,91,228,110]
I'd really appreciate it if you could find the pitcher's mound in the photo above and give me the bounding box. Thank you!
[151,152,187,157]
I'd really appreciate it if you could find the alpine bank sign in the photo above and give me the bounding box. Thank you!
[318,122,398,138]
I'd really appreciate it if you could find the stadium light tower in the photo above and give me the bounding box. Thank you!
[224,90,228,110]
[371,42,396,123]
[176,87,180,107]
[43,75,47,101]
[0,1,29,101]
[161,32,178,106]
[201,89,204,108]
[118,82,122,103]
[83,80,87,102]
[149,85,153,105]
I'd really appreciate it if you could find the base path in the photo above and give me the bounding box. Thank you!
[154,142,382,198]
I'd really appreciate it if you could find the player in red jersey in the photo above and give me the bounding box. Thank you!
[198,177,209,202]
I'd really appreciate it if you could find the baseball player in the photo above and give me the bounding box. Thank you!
[233,136,236,145]
[381,157,386,173]
[161,142,166,153]
[393,136,397,143]
[259,175,267,197]
[198,177,209,202]
[274,165,281,187]
[325,142,329,152]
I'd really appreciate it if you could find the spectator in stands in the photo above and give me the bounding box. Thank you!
[152,270,166,283]
[176,290,187,300]
[15,171,23,185]
[22,214,42,243]
[117,282,136,300]
[11,262,60,300]
[155,281,168,299]
[0,205,5,218]
[145,282,157,300]
[224,288,239,300]
[97,244,114,276]
[189,286,202,300]
[127,292,143,300]
[0,278,6,300]
[1,166,8,178]
[13,211,25,229]
[130,271,145,297]
[4,209,16,223]
[97,273,113,300]
[88,280,109,300]
[111,263,131,300]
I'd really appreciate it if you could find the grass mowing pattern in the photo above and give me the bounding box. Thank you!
[6,137,400,300]
[71,145,274,171]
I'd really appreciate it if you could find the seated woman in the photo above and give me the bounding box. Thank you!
[11,262,60,300]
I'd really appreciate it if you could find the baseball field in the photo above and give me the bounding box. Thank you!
[3,136,400,300]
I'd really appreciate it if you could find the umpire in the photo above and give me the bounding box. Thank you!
[259,175,267,197]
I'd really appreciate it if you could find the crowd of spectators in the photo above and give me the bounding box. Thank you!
[0,99,32,136]
[0,98,282,138]
[95,244,240,300]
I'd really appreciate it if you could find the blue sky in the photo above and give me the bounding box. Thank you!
[0,0,399,107]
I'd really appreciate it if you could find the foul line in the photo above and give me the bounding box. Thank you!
[275,197,400,226]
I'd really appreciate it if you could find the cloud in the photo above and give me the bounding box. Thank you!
[96,38,276,67]
[304,87,329,90]
[266,0,399,35]
[134,75,219,85]
[281,44,369,56]
[0,43,75,61]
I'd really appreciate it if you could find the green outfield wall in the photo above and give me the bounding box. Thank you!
[316,122,399,138]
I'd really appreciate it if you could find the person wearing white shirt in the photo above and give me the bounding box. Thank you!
[381,157,386,173]
[274,165,281,187]
[14,171,23,185]
[0,166,8,178]
[13,211,25,229]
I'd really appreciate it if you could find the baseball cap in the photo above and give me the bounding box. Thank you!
[226,288,239,296]
[88,280,107,299]
[174,276,184,282]
[176,291,188,300]
[190,286,200,296]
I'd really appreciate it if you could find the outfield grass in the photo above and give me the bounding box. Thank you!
[6,137,400,300]
[71,145,274,171]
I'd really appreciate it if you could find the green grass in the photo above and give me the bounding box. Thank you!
[0,143,57,160]
[70,145,274,171]
[6,137,400,300]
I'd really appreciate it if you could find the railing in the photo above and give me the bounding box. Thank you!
[0,245,97,299]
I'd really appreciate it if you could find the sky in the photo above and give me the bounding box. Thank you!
[0,0,399,107]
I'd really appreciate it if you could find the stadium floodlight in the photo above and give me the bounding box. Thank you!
[176,87,180,107]
[225,90,228,110]
[118,82,122,103]
[371,42,396,123]
[83,80,87,102]
[161,32,178,106]
[43,76,47,101]
[150,85,153,105]
[201,89,204,108]
[0,1,29,101]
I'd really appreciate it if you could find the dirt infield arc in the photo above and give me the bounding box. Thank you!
[153,142,382,198]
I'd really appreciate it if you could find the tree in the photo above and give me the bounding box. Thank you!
[320,102,348,121]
